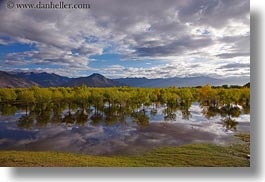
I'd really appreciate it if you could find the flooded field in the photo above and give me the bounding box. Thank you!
[0,102,250,155]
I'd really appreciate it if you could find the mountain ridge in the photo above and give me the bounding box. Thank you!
[65,73,124,87]
[0,71,38,88]
[15,72,70,87]
[1,70,250,88]
[115,75,250,88]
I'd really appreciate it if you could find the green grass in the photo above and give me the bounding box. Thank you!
[0,135,250,167]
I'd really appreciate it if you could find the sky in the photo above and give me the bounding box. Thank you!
[0,0,250,79]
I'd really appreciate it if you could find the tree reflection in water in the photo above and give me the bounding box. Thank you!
[0,104,17,116]
[50,103,63,124]
[131,111,150,128]
[202,103,242,131]
[90,113,104,126]
[17,114,35,130]
[163,105,177,121]
[1,100,246,131]
[222,117,238,131]
[75,109,89,126]
[36,105,52,128]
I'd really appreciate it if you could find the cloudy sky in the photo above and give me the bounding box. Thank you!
[0,0,250,78]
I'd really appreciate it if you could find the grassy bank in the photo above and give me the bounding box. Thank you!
[0,134,250,167]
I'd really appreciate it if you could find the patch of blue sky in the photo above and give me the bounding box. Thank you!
[41,64,62,69]
[0,36,12,43]
[85,36,99,43]
[71,49,80,56]
[0,42,37,56]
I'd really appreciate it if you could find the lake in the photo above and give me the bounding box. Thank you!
[0,102,250,156]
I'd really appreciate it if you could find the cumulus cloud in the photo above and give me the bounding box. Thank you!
[102,61,224,79]
[178,0,249,28]
[134,36,213,57]
[0,0,250,78]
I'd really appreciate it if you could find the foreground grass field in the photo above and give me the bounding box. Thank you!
[0,134,250,167]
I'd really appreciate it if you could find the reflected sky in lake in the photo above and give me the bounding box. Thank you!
[0,103,250,155]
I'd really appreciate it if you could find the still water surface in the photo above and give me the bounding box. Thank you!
[0,103,250,155]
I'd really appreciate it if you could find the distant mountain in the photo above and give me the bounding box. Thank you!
[9,72,125,87]
[65,73,125,87]
[115,76,250,88]
[3,70,250,88]
[0,71,37,88]
[14,72,70,87]
[12,72,125,87]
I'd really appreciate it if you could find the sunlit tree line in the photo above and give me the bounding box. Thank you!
[0,85,250,111]
[0,85,250,130]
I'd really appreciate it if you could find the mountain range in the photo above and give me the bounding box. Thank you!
[115,76,250,88]
[64,73,124,87]
[15,72,70,87]
[0,71,37,88]
[0,70,249,88]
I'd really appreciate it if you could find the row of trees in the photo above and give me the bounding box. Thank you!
[0,85,250,130]
[0,85,250,111]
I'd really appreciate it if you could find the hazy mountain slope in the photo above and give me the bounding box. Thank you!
[0,71,37,88]
[14,72,70,87]
[4,70,250,88]
[65,73,125,87]
[115,76,250,88]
